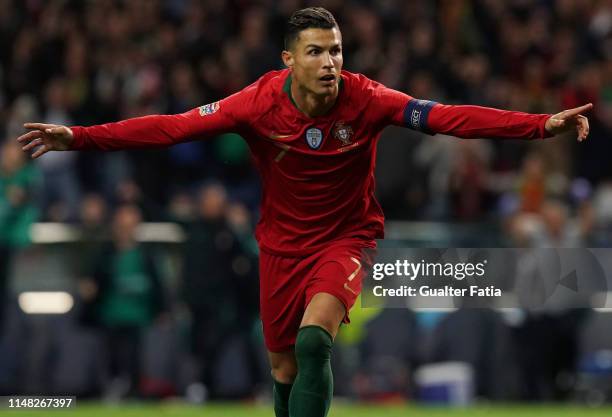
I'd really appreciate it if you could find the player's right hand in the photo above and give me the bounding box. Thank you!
[17,123,74,159]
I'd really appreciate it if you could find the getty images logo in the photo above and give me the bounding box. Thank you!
[363,248,610,310]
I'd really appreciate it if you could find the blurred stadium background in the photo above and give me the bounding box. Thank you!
[1,0,612,415]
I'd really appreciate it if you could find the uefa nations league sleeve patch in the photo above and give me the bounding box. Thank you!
[199,101,220,116]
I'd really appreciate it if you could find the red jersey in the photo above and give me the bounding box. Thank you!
[71,69,551,256]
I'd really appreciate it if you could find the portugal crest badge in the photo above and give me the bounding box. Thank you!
[305,127,323,149]
[333,121,354,147]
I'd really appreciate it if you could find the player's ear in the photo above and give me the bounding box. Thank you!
[282,50,294,68]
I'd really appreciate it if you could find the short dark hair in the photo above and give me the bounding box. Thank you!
[284,7,339,50]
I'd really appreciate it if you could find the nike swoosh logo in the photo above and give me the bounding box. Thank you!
[344,283,358,296]
[269,134,293,139]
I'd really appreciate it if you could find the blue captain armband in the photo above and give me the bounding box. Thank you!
[403,99,437,134]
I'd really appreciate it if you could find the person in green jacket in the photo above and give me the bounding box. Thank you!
[0,140,40,328]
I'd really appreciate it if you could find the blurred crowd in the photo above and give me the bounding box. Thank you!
[1,0,612,404]
[0,0,610,227]
[0,0,611,232]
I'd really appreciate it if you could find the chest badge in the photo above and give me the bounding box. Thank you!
[333,121,354,147]
[305,127,323,149]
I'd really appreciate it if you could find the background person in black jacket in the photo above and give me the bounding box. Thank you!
[180,183,260,398]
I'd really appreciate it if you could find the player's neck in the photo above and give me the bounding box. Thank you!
[291,78,338,118]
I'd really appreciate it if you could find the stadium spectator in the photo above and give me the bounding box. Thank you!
[87,204,167,399]
[76,193,110,326]
[180,183,259,398]
[0,139,40,330]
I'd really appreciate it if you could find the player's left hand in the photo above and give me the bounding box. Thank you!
[545,103,593,142]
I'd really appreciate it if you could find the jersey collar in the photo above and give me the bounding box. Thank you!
[282,72,344,118]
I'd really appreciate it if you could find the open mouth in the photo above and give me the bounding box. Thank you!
[319,74,336,82]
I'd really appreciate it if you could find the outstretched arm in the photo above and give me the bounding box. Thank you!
[17,87,254,159]
[368,78,592,142]
[425,102,592,141]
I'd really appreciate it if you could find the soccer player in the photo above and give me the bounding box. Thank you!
[17,7,591,417]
